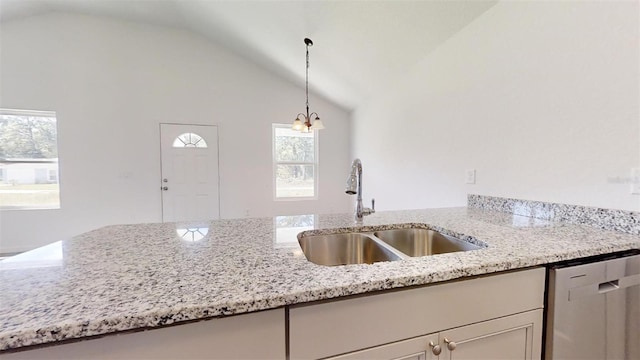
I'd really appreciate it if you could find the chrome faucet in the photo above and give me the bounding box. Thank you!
[345,158,375,222]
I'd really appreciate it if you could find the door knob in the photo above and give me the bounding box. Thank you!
[444,338,456,351]
[429,341,441,355]
[163,179,168,183]
[162,187,168,191]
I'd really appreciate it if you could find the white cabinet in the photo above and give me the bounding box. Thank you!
[289,268,545,360]
[439,310,541,360]
[325,310,542,360]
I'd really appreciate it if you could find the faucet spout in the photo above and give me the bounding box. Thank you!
[345,159,361,195]
[345,159,375,222]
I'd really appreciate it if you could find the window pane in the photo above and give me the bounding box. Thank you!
[276,164,315,198]
[275,127,314,162]
[173,132,208,148]
[0,110,60,210]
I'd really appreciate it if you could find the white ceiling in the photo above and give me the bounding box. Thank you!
[0,0,498,111]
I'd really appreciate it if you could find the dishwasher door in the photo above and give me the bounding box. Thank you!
[545,253,640,360]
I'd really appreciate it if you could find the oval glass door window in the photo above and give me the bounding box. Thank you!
[172,132,208,148]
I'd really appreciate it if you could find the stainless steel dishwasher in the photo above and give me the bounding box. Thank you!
[545,251,640,359]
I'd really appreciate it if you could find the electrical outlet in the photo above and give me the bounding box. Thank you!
[631,168,640,195]
[465,169,476,184]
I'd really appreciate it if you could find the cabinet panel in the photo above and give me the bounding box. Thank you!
[324,310,543,360]
[1,309,285,360]
[290,268,545,359]
[327,334,439,360]
[440,309,542,360]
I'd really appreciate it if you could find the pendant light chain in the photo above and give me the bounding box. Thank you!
[305,43,310,116]
[291,38,324,132]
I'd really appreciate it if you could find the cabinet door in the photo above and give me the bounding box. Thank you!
[439,310,542,360]
[327,333,439,360]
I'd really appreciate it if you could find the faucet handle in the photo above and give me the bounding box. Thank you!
[361,199,376,217]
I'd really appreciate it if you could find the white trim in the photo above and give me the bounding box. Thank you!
[272,123,319,201]
[0,108,56,118]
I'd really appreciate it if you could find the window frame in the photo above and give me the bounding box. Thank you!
[272,123,319,201]
[0,108,60,211]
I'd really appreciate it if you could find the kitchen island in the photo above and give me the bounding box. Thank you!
[1,195,638,357]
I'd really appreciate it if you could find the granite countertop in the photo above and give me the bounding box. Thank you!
[1,205,639,351]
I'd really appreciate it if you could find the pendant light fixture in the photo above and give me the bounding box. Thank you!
[292,38,324,132]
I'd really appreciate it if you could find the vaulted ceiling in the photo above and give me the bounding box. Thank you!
[0,0,498,111]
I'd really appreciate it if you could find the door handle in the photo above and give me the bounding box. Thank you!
[598,280,619,293]
[429,341,441,355]
[162,187,168,191]
[444,338,457,351]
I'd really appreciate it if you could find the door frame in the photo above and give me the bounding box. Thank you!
[159,122,221,222]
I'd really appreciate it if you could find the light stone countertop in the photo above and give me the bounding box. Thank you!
[1,207,639,351]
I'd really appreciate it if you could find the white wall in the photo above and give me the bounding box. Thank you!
[353,1,640,212]
[0,13,352,253]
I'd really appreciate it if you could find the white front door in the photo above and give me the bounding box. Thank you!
[160,124,219,222]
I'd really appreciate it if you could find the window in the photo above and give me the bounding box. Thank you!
[48,169,58,182]
[0,109,60,210]
[172,132,208,148]
[272,124,318,199]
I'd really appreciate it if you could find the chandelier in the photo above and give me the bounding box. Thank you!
[292,38,324,133]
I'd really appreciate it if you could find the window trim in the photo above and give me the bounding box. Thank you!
[272,123,319,201]
[0,108,60,211]
[0,108,56,117]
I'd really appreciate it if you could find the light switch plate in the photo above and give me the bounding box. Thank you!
[465,169,476,184]
[631,168,640,195]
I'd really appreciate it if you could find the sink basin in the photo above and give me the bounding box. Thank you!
[373,228,482,257]
[298,227,484,266]
[298,233,402,266]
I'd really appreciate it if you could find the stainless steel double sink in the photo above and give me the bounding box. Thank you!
[298,228,484,266]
